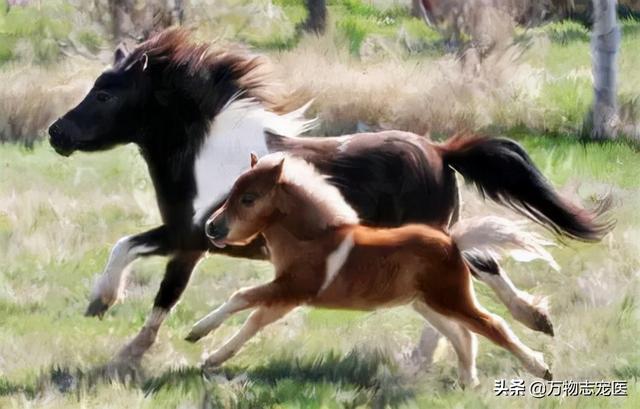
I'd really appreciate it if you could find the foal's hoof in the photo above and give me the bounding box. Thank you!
[184,331,202,343]
[543,369,553,381]
[202,361,222,374]
[85,298,111,318]
[535,313,555,337]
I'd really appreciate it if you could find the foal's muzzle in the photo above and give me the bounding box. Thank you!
[205,217,229,249]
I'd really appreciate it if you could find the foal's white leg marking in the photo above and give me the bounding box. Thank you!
[413,301,479,387]
[90,236,156,307]
[186,292,250,341]
[115,307,168,362]
[473,266,552,335]
[203,305,293,369]
[319,233,354,294]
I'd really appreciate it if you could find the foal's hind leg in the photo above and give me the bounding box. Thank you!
[464,252,554,336]
[413,301,479,387]
[427,281,552,380]
[456,307,552,380]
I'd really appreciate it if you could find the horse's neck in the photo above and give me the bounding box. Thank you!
[140,103,273,224]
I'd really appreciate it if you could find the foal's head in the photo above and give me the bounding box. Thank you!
[206,153,359,247]
[206,154,284,247]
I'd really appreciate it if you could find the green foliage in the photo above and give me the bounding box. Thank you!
[0,1,74,64]
[247,32,300,51]
[331,0,408,20]
[0,1,105,65]
[77,30,102,54]
[400,17,442,54]
[337,13,398,54]
[539,20,590,44]
[338,15,371,54]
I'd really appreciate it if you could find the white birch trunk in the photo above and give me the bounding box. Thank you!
[590,0,620,139]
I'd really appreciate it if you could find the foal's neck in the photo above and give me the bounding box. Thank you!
[262,185,354,267]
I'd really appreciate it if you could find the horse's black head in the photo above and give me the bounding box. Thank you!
[49,47,152,156]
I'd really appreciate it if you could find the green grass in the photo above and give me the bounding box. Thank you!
[1,1,640,407]
[0,136,638,407]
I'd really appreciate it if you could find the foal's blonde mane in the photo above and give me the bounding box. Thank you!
[256,153,359,227]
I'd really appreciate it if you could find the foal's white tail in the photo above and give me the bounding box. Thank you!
[451,216,560,271]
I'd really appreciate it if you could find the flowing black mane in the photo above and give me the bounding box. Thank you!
[120,28,277,118]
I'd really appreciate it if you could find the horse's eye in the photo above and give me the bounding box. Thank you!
[240,193,256,207]
[96,91,113,102]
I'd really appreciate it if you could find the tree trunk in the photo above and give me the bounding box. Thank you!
[589,0,620,139]
[300,0,327,34]
[108,0,125,43]
[170,0,186,25]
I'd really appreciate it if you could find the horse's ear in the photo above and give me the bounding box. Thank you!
[114,44,129,65]
[124,53,149,72]
[250,152,258,168]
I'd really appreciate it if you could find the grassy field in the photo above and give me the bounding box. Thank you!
[0,136,638,408]
[1,0,640,408]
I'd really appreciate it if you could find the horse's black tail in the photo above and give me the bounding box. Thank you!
[439,134,615,242]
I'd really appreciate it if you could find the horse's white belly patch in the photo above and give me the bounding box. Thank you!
[320,233,354,293]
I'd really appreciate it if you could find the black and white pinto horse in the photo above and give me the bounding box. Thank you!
[48,29,611,365]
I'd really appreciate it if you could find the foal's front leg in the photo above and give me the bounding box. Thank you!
[185,281,288,342]
[203,305,294,369]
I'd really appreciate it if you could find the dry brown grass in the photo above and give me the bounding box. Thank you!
[273,34,544,136]
[0,58,102,146]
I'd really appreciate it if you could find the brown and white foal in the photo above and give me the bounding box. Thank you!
[187,153,556,386]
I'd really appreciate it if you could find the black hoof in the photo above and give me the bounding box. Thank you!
[184,332,201,343]
[543,369,553,381]
[85,298,110,318]
[534,312,555,337]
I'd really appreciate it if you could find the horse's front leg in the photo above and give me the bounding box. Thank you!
[86,225,171,317]
[114,250,203,363]
[203,305,294,370]
[185,280,290,343]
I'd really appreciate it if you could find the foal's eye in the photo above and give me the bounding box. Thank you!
[240,193,257,207]
[96,91,113,102]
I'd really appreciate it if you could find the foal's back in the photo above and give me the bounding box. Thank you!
[311,224,468,310]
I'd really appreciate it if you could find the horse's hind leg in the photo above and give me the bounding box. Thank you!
[413,301,478,388]
[464,252,554,336]
[203,305,294,369]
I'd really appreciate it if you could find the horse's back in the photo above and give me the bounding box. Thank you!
[274,130,459,229]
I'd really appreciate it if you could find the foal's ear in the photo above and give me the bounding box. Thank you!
[250,152,259,168]
[113,44,129,66]
[273,158,285,183]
